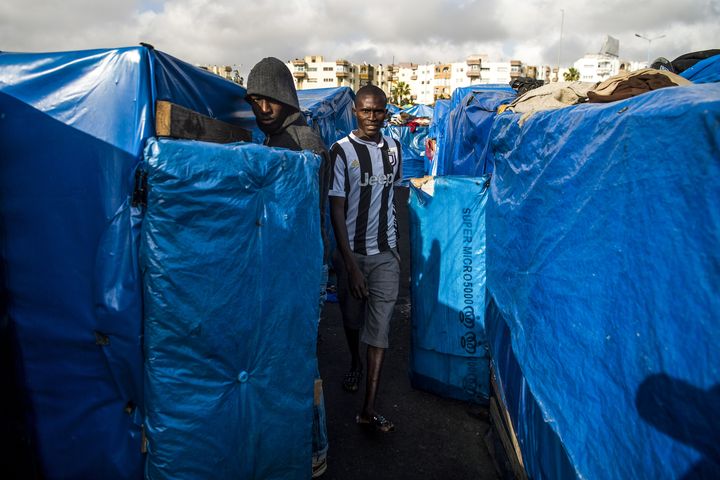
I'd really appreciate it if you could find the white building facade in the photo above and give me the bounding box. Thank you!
[573,53,643,82]
[284,55,541,105]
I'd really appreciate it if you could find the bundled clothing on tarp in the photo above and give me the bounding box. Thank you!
[142,138,322,480]
[587,68,692,103]
[504,81,595,125]
[510,76,545,95]
[672,49,720,74]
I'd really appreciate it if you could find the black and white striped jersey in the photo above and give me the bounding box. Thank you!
[329,132,403,256]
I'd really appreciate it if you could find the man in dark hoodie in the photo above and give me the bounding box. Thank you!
[246,57,331,478]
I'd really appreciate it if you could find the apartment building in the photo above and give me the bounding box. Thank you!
[285,55,538,105]
[287,55,368,91]
[573,54,643,82]
[197,65,243,85]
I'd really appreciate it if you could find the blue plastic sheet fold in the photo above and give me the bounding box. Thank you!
[436,90,516,176]
[487,83,720,479]
[142,138,322,480]
[298,87,356,147]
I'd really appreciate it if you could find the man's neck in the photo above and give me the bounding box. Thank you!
[352,129,381,144]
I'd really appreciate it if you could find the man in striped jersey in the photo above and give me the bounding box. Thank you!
[329,85,402,433]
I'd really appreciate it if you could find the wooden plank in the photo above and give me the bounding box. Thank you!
[490,397,527,480]
[155,100,251,143]
[314,378,323,406]
[490,368,528,480]
[491,369,526,471]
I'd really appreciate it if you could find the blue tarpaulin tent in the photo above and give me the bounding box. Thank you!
[409,177,491,403]
[382,125,428,181]
[0,46,253,479]
[142,139,321,479]
[487,82,720,479]
[403,104,434,118]
[435,90,516,176]
[297,87,356,147]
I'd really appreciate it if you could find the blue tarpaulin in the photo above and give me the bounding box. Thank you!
[142,138,321,480]
[449,84,515,110]
[436,90,516,176]
[382,125,428,181]
[487,82,720,479]
[297,87,356,147]
[403,104,434,118]
[409,176,491,403]
[0,46,251,479]
[680,54,720,84]
[429,99,450,139]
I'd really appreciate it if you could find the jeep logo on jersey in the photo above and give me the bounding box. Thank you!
[461,332,477,354]
[360,172,395,187]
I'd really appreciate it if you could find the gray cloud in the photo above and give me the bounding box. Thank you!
[1,0,717,79]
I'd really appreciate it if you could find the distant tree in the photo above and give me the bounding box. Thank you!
[391,81,412,106]
[563,67,580,81]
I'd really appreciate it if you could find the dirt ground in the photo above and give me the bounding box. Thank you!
[317,300,499,480]
[316,187,499,480]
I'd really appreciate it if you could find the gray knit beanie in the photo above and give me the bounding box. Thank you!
[246,57,300,111]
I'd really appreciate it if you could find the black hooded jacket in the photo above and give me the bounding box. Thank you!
[264,111,331,264]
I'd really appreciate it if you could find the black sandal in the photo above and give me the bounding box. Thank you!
[342,368,363,393]
[356,413,395,433]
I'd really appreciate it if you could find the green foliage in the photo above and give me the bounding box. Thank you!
[391,81,412,106]
[563,67,580,81]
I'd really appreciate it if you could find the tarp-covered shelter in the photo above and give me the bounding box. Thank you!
[382,124,429,181]
[435,90,516,176]
[142,139,321,479]
[486,82,720,479]
[297,86,356,147]
[0,46,269,479]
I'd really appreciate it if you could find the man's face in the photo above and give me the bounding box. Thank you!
[247,94,290,134]
[353,94,387,141]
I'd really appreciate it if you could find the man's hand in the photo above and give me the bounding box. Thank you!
[346,259,369,299]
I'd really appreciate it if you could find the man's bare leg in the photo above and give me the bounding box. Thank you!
[360,345,385,419]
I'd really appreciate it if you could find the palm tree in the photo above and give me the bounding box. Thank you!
[563,67,580,81]
[391,81,412,106]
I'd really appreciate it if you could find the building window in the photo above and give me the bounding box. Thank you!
[324,78,333,82]
[307,67,317,72]
[323,67,333,71]
[307,78,317,83]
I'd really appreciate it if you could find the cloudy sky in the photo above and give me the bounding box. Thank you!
[1,0,718,78]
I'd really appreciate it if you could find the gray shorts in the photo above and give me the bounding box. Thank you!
[333,248,400,348]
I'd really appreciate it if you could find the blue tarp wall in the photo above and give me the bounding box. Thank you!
[486,82,720,479]
[297,87,356,148]
[0,46,253,479]
[436,90,516,176]
[142,139,321,479]
[382,125,429,181]
[434,85,515,176]
[409,177,491,403]
[429,99,450,139]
